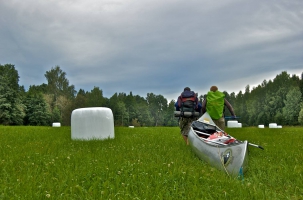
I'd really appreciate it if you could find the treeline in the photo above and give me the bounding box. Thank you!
[223,71,303,126]
[0,64,177,127]
[1,64,303,127]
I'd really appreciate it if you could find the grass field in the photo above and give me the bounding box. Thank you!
[0,125,302,199]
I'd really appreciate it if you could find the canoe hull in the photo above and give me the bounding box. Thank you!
[188,128,248,177]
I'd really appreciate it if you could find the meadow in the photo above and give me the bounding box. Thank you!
[0,125,302,199]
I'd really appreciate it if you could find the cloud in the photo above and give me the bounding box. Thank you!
[0,0,302,102]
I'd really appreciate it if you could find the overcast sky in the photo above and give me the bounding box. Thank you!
[1,0,302,102]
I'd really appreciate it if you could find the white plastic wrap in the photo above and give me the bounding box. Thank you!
[52,122,61,127]
[227,120,239,128]
[71,107,114,140]
[269,123,277,128]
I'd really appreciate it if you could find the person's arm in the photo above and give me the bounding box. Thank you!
[175,98,180,111]
[224,99,235,117]
[201,99,207,114]
[196,101,202,112]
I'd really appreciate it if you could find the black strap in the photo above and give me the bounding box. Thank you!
[192,101,196,118]
[181,101,184,118]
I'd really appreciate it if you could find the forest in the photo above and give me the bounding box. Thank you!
[1,63,303,127]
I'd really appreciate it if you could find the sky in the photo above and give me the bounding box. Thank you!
[1,0,302,102]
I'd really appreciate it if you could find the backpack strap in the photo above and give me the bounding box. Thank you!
[181,96,185,118]
[192,100,196,118]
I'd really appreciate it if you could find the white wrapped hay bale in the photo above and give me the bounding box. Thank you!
[258,125,265,128]
[129,126,134,128]
[227,120,238,128]
[277,125,282,128]
[71,107,114,140]
[238,123,242,128]
[52,122,61,127]
[269,123,277,128]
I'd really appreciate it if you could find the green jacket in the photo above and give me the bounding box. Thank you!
[206,91,225,120]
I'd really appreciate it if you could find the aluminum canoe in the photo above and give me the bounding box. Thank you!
[188,112,248,177]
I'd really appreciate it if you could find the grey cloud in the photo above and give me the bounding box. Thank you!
[1,0,302,101]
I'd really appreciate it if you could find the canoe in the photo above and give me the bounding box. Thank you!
[188,112,248,177]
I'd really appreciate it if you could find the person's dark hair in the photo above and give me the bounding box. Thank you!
[184,87,191,91]
[210,86,218,92]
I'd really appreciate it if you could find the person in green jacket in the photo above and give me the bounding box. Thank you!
[201,86,236,131]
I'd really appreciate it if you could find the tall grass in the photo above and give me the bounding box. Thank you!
[0,126,302,199]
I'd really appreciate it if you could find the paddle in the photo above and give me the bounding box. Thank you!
[224,116,241,119]
[209,121,265,150]
[194,128,265,150]
[194,130,228,146]
[246,142,264,150]
[194,112,265,150]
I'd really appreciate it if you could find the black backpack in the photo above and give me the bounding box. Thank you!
[177,91,199,118]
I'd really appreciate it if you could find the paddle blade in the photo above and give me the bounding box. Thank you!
[248,142,264,150]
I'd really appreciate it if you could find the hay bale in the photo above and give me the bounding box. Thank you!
[52,122,61,127]
[71,107,114,140]
[227,120,238,128]
[269,123,277,128]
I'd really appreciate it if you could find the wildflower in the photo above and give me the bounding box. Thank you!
[46,194,50,198]
[67,156,70,159]
[168,164,171,167]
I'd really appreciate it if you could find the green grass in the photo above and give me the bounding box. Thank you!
[0,126,302,199]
